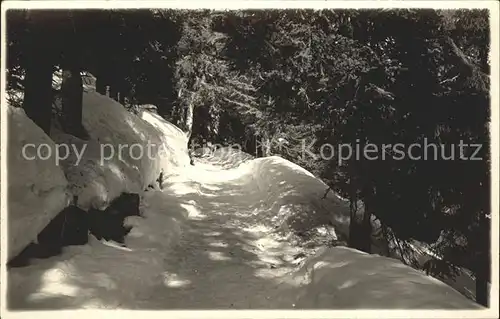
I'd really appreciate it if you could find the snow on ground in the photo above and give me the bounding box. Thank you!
[193,146,255,169]
[5,106,71,261]
[249,156,351,238]
[284,246,480,309]
[8,189,189,309]
[7,148,481,309]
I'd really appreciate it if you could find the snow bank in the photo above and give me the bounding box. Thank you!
[288,246,481,309]
[51,82,189,211]
[244,156,478,302]
[7,189,189,309]
[5,106,71,261]
[247,156,352,240]
[139,111,190,177]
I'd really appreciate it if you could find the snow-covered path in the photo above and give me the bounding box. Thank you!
[135,161,305,309]
[8,158,481,310]
[7,160,303,309]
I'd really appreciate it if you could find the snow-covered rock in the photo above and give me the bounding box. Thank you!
[6,106,71,261]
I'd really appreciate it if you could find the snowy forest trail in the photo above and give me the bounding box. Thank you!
[7,157,481,310]
[7,159,305,309]
[137,161,304,309]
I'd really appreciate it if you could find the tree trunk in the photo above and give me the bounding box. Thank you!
[61,67,87,139]
[262,135,271,157]
[476,275,488,307]
[96,76,107,95]
[348,180,361,250]
[381,223,391,257]
[348,182,373,253]
[185,103,194,140]
[360,209,373,253]
[475,247,490,307]
[109,86,118,101]
[23,54,54,135]
[118,92,126,105]
[22,11,58,135]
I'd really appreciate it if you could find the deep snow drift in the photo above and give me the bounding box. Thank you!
[6,77,482,310]
[5,71,189,261]
[50,72,190,211]
[5,107,71,261]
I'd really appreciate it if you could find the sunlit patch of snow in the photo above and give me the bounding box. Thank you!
[242,224,273,235]
[100,240,133,252]
[339,279,358,289]
[209,241,229,248]
[206,251,232,261]
[203,184,223,191]
[162,273,192,288]
[26,265,80,302]
[167,182,197,195]
[180,202,206,220]
[204,231,222,237]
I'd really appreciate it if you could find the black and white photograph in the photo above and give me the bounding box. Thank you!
[0,0,498,317]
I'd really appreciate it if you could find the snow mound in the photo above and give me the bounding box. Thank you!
[139,111,190,177]
[247,156,352,239]
[7,189,189,309]
[5,106,71,261]
[51,88,189,211]
[286,246,481,309]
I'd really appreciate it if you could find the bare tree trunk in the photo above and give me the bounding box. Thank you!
[185,103,194,140]
[381,223,391,257]
[23,53,54,135]
[475,246,490,307]
[360,208,373,253]
[348,178,373,253]
[109,86,118,101]
[262,134,271,157]
[57,11,89,139]
[476,275,488,307]
[118,92,126,105]
[61,67,87,139]
[348,178,359,249]
[22,16,55,135]
[96,76,107,95]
